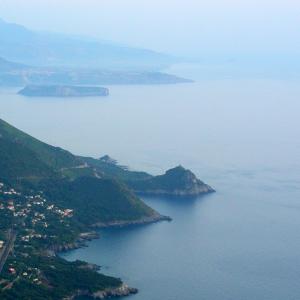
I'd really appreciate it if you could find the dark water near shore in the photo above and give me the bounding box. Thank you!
[1,65,300,299]
[62,176,300,300]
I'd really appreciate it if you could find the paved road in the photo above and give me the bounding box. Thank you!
[0,229,16,275]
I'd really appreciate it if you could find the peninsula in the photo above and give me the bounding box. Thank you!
[127,165,215,196]
[84,156,215,197]
[0,118,214,299]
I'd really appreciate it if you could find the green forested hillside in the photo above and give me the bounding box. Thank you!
[0,118,212,299]
[82,157,215,197]
[82,156,152,181]
[39,177,155,225]
[0,138,55,181]
[0,118,162,299]
[126,166,215,196]
[0,118,157,226]
[0,117,212,224]
[0,119,82,172]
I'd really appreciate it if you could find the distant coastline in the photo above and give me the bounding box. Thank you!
[18,85,109,98]
[0,57,193,87]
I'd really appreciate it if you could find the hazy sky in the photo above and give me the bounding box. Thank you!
[0,0,299,57]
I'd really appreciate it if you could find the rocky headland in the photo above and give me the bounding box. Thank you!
[128,166,215,197]
[65,284,138,300]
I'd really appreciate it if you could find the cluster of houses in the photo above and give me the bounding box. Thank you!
[0,181,75,238]
[0,182,76,288]
[0,184,21,196]
[6,264,42,285]
[0,182,75,248]
[0,182,74,223]
[21,231,44,242]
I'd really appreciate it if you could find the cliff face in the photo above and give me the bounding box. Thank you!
[128,166,215,197]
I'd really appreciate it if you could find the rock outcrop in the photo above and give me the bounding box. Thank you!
[93,284,138,299]
[66,284,138,300]
[49,231,100,254]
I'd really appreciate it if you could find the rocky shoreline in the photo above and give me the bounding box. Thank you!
[47,231,100,254]
[57,214,171,299]
[65,283,138,300]
[50,213,171,254]
[52,213,171,254]
[135,185,216,197]
[127,165,216,197]
[94,284,138,299]
[91,213,172,229]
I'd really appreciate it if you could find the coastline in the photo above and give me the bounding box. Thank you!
[57,213,171,299]
[91,213,172,229]
[64,283,138,300]
[51,214,171,253]
[134,187,216,197]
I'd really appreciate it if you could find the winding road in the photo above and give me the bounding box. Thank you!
[0,229,16,275]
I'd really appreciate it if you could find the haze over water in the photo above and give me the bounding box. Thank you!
[1,65,300,299]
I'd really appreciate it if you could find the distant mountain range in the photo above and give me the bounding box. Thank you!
[0,18,178,71]
[0,19,192,86]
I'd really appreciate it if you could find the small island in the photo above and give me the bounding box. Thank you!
[18,85,109,97]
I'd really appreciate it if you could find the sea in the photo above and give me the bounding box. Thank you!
[1,64,300,299]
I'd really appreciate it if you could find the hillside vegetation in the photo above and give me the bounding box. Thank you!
[0,118,213,299]
[0,118,157,226]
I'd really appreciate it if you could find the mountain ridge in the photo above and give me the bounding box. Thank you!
[0,18,178,70]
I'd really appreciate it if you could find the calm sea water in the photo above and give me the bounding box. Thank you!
[1,66,300,299]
